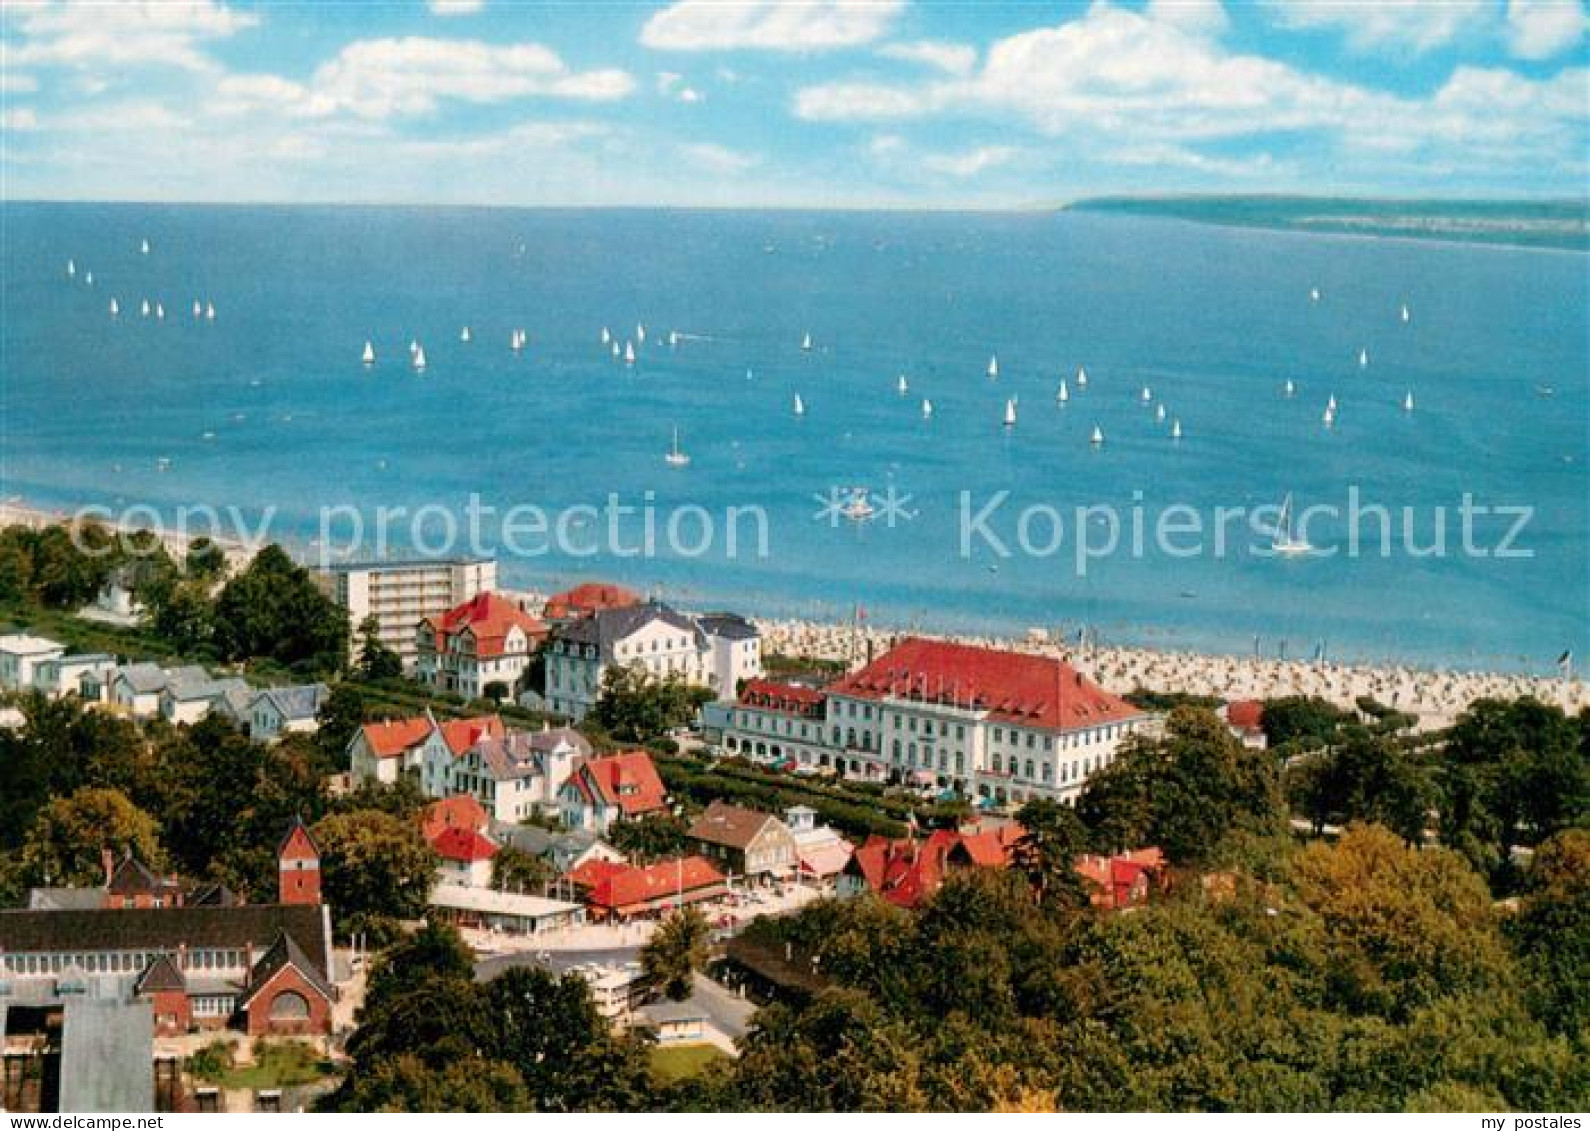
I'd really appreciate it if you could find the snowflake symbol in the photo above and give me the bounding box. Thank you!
[810,485,917,528]
[874,485,917,527]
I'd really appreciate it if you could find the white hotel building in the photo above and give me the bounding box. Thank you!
[316,557,496,670]
[718,638,1150,807]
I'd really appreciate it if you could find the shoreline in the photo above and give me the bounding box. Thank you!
[4,497,1583,728]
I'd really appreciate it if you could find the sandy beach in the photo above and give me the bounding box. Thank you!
[0,498,260,572]
[752,617,1588,732]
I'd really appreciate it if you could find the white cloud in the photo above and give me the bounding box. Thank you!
[921,144,1017,177]
[4,0,257,72]
[641,0,904,52]
[1260,0,1490,53]
[1107,142,1284,178]
[429,0,485,14]
[212,37,634,120]
[878,39,977,75]
[1146,0,1229,36]
[1,108,40,130]
[679,141,758,173]
[1,72,39,94]
[678,87,703,102]
[1505,0,1587,59]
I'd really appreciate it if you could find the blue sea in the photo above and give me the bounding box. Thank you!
[2,203,1586,672]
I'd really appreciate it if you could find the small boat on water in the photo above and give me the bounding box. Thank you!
[409,339,419,356]
[1358,347,1369,368]
[156,456,171,471]
[1323,406,1335,427]
[511,329,525,351]
[84,272,93,286]
[611,341,621,359]
[193,300,202,318]
[840,488,875,522]
[987,355,999,379]
[140,239,150,255]
[460,326,472,343]
[66,259,75,278]
[601,326,611,345]
[1057,378,1069,403]
[1171,419,1183,440]
[1327,394,1338,413]
[413,344,427,371]
[109,298,119,316]
[362,340,375,365]
[636,323,646,344]
[1076,366,1088,389]
[801,331,813,352]
[1003,398,1017,428]
[897,374,909,395]
[1400,303,1411,324]
[140,299,150,317]
[921,398,934,419]
[1155,404,1166,423]
[1402,391,1415,412]
[624,341,636,366]
[1090,424,1104,446]
[793,393,806,417]
[1140,386,1152,404]
[155,302,164,320]
[1284,379,1295,397]
[669,330,680,347]
[205,302,215,321]
[1310,287,1321,302]
[664,427,691,468]
[1271,493,1312,557]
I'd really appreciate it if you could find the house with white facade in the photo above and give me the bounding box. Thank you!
[415,592,547,701]
[718,638,1151,809]
[436,725,592,823]
[541,603,762,722]
[160,672,251,726]
[347,713,504,787]
[249,684,329,741]
[558,750,669,834]
[0,633,66,691]
[109,663,207,718]
[31,652,117,698]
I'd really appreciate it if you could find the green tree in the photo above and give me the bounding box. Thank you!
[491,845,552,893]
[1285,727,1435,843]
[1509,828,1590,1034]
[20,787,165,886]
[316,684,368,767]
[356,616,403,681]
[1011,798,1090,910]
[607,812,691,863]
[321,1055,529,1112]
[589,664,711,744]
[641,906,711,1000]
[212,544,349,671]
[1261,695,1354,750]
[149,578,215,652]
[311,809,437,944]
[184,537,228,581]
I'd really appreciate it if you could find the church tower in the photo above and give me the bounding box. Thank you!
[277,816,322,906]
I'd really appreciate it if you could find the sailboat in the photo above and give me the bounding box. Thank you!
[921,398,934,419]
[601,326,611,345]
[460,326,472,343]
[1171,419,1183,441]
[413,344,427,371]
[1003,398,1017,428]
[1402,391,1415,412]
[1323,406,1335,427]
[1090,424,1105,446]
[840,487,875,522]
[1327,394,1338,413]
[664,427,691,468]
[511,329,525,352]
[897,374,909,395]
[1057,378,1069,404]
[1310,287,1321,302]
[362,340,375,366]
[1284,379,1295,397]
[204,302,215,321]
[1076,365,1088,389]
[140,299,150,317]
[624,341,636,366]
[109,298,120,317]
[1271,494,1312,556]
[193,300,202,318]
[611,341,621,359]
[1140,386,1152,404]
[1358,347,1369,368]
[66,259,75,278]
[1155,404,1166,423]
[1400,303,1411,324]
[155,302,165,320]
[636,323,646,344]
[83,272,92,286]
[669,330,680,347]
[409,338,419,357]
[793,393,806,417]
[801,331,813,352]
[140,238,150,255]
[987,355,999,379]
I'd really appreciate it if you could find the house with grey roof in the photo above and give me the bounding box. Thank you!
[487,820,624,874]
[159,671,250,726]
[441,724,592,821]
[32,652,118,699]
[109,662,183,716]
[0,632,66,691]
[540,601,762,721]
[247,683,329,741]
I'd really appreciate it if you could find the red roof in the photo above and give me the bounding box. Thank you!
[585,856,726,914]
[360,716,435,759]
[1226,700,1265,730]
[828,637,1140,732]
[543,582,641,621]
[953,824,1023,867]
[438,714,505,755]
[565,857,628,891]
[1075,848,1166,910]
[738,679,826,715]
[432,825,499,864]
[422,794,490,842]
[567,751,667,818]
[423,592,547,659]
[848,824,1023,909]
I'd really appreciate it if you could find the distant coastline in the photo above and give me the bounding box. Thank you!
[1065,194,1590,252]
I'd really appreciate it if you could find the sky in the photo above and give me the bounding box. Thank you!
[1,0,1587,208]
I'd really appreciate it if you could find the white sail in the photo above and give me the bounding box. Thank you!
[987,354,999,379]
[140,299,150,317]
[140,238,150,255]
[801,331,813,351]
[1003,398,1017,427]
[409,339,419,356]
[1140,386,1152,403]
[1155,404,1166,423]
[665,426,691,467]
[205,302,215,321]
[1400,304,1411,324]
[1323,407,1335,426]
[1403,391,1415,412]
[155,302,164,320]
[1171,419,1183,440]
[1358,347,1369,368]
[1090,424,1104,446]
[1284,379,1296,397]
[109,298,119,316]
[1272,493,1311,555]
[794,393,805,417]
[921,398,934,419]
[66,259,75,277]
[601,326,611,344]
[460,326,472,343]
[1057,379,1069,403]
[624,341,636,365]
[1076,365,1088,389]
[611,341,621,358]
[413,345,427,370]
[193,300,202,318]
[1327,394,1338,413]
[897,374,909,395]
[1310,287,1321,302]
[636,323,646,344]
[669,330,680,347]
[362,340,375,365]
[84,272,93,286]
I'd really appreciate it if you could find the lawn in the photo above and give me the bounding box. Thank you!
[189,1040,335,1091]
[649,1043,727,1084]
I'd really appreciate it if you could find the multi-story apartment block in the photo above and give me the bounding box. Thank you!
[317,557,495,670]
